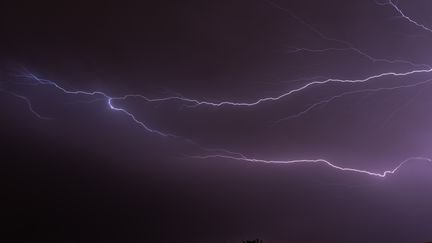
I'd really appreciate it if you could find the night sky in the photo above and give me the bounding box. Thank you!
[2,0,432,242]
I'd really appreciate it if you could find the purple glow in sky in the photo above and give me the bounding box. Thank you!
[2,0,432,242]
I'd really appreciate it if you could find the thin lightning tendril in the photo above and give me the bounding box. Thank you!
[275,78,432,122]
[0,88,51,120]
[385,0,432,34]
[265,0,431,68]
[286,47,431,69]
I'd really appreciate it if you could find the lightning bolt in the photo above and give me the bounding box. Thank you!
[10,69,432,178]
[9,71,246,158]
[189,154,432,178]
[384,0,432,34]
[274,78,432,122]
[6,1,432,179]
[14,72,172,136]
[266,0,431,69]
[18,67,432,108]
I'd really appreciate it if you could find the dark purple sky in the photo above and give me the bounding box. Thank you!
[2,0,432,242]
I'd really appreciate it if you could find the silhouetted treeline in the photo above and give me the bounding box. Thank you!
[242,239,262,243]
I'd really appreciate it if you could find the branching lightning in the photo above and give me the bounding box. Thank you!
[275,78,432,122]
[17,67,432,108]
[10,66,432,178]
[8,72,245,158]
[13,72,175,137]
[266,0,431,69]
[4,0,432,179]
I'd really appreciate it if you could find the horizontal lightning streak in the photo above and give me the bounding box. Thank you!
[20,67,432,108]
[190,154,432,178]
[12,70,432,178]
[180,68,432,107]
[275,78,432,122]
[12,72,246,158]
[5,0,432,181]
